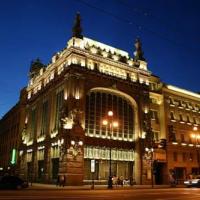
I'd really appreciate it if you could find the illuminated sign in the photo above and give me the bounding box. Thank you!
[11,149,16,165]
[91,159,95,173]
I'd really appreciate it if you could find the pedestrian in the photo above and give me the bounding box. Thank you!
[169,173,176,187]
[56,175,60,187]
[189,174,193,180]
[63,175,66,187]
[112,176,117,187]
[120,176,124,187]
[60,175,65,187]
[130,176,133,186]
[117,177,120,186]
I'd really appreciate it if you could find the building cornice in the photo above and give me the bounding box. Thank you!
[163,84,200,102]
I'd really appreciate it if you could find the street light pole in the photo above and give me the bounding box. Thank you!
[108,142,112,189]
[151,151,154,188]
[102,111,118,189]
[108,121,113,189]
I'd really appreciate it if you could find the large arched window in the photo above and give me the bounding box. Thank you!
[85,91,134,141]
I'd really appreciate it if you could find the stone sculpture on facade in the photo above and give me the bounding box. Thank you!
[72,12,83,39]
[134,38,146,61]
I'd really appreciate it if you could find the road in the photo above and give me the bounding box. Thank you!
[0,188,200,200]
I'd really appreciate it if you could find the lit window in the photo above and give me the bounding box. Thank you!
[85,92,134,141]
[150,110,159,123]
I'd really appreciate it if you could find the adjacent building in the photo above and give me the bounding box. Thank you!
[0,88,26,174]
[163,85,200,183]
[0,14,200,185]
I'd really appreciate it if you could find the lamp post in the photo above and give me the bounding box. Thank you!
[58,138,65,159]
[144,125,154,188]
[68,139,83,159]
[102,111,118,189]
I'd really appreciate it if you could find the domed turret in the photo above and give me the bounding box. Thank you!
[29,58,45,78]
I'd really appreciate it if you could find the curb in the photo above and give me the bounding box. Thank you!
[27,183,185,190]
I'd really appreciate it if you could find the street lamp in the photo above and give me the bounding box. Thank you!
[58,138,65,160]
[68,139,83,159]
[102,110,118,189]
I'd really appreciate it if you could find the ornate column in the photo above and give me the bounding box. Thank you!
[59,111,85,185]
[44,135,51,183]
[58,72,85,185]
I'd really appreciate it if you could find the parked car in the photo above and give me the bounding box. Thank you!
[0,175,28,189]
[184,175,200,187]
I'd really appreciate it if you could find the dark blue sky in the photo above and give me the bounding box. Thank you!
[0,0,200,118]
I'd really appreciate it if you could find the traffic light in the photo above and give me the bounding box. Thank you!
[158,139,167,149]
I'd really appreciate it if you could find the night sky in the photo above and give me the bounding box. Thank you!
[0,0,200,118]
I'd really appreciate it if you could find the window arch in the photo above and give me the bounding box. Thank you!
[85,90,135,141]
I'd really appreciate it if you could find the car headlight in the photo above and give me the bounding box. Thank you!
[192,180,199,184]
[184,181,189,184]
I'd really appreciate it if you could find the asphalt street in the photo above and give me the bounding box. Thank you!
[0,188,200,200]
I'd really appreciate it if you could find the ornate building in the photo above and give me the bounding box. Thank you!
[163,86,200,182]
[1,14,200,186]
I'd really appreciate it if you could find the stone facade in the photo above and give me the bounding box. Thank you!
[0,88,26,175]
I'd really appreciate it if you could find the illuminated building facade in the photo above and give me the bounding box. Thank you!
[163,86,200,182]
[0,105,20,172]
[1,14,200,185]
[0,89,26,173]
[18,14,151,185]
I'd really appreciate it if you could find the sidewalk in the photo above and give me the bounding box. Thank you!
[27,183,185,190]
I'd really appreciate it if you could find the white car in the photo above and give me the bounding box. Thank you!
[184,176,200,187]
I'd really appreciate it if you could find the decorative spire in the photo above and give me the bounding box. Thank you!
[72,12,83,39]
[134,38,145,61]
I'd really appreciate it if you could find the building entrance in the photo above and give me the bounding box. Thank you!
[38,160,44,181]
[52,158,59,180]
[155,163,164,185]
[175,167,186,184]
[27,162,33,183]
[84,159,134,184]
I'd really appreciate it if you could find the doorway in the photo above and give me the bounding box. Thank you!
[52,158,59,180]
[154,162,164,184]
